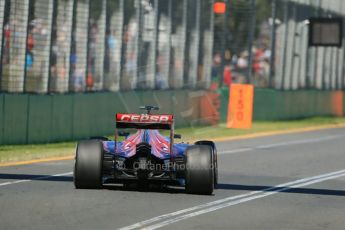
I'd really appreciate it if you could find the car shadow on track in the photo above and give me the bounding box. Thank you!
[0,173,73,182]
[217,183,345,197]
[0,173,188,194]
[103,184,187,194]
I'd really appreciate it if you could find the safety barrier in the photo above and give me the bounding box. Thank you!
[220,88,344,122]
[0,90,217,145]
[1,88,343,145]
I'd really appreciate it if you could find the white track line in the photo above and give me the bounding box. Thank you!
[218,135,343,155]
[142,171,345,230]
[118,169,345,230]
[0,172,73,187]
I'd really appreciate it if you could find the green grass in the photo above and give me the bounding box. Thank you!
[0,142,76,164]
[174,117,345,141]
[1,117,345,164]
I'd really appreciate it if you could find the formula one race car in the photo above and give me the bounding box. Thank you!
[74,106,218,195]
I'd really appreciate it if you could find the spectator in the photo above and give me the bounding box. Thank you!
[237,51,249,69]
[26,52,33,70]
[211,53,221,81]
[223,63,233,87]
[73,68,85,92]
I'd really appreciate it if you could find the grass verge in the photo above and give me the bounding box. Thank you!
[1,117,345,164]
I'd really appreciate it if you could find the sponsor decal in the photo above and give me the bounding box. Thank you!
[116,114,173,123]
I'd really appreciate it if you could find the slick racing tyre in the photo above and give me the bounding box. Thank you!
[195,140,218,188]
[74,140,103,189]
[185,145,214,195]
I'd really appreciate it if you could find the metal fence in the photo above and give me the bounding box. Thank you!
[214,0,345,91]
[272,0,345,90]
[2,0,344,93]
[0,0,214,93]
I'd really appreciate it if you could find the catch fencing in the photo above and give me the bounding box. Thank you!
[214,0,345,90]
[0,0,214,93]
[1,0,345,93]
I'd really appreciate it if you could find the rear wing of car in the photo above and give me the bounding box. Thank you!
[115,113,175,159]
[116,113,173,130]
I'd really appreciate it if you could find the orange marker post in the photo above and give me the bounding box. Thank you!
[331,91,344,117]
[227,84,254,129]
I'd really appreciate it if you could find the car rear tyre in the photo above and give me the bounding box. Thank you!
[194,140,218,188]
[74,140,103,189]
[185,145,214,195]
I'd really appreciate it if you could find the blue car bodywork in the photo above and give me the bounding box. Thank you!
[103,130,189,160]
[101,125,190,185]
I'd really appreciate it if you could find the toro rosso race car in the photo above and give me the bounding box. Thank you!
[74,106,218,195]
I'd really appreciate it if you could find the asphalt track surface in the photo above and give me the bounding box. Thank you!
[1,128,345,230]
